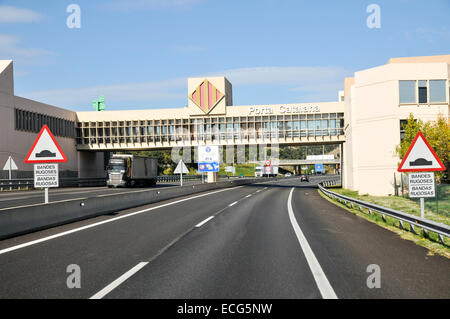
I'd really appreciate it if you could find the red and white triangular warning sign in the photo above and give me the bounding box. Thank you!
[24,125,67,163]
[398,131,445,172]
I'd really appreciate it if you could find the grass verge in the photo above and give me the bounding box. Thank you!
[331,188,449,226]
[318,189,450,259]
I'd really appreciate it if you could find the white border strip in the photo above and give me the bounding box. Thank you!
[195,216,214,228]
[287,188,338,299]
[90,262,148,299]
[0,186,243,256]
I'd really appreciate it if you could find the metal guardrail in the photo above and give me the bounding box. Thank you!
[0,174,271,190]
[318,181,450,243]
[156,175,202,183]
[0,178,107,190]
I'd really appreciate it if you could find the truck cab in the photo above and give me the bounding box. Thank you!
[106,157,128,187]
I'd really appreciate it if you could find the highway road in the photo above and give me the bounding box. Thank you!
[0,176,448,299]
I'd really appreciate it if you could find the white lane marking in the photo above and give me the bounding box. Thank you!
[229,201,238,207]
[0,186,243,256]
[264,187,268,190]
[246,194,252,198]
[195,216,214,228]
[287,188,338,299]
[90,262,148,299]
[256,190,262,193]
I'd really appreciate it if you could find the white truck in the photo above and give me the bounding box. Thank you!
[255,165,279,177]
[107,154,158,187]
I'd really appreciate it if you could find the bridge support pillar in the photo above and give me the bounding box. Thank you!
[78,151,106,178]
[207,171,217,183]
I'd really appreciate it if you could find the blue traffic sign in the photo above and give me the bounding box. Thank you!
[315,164,324,173]
[198,162,220,172]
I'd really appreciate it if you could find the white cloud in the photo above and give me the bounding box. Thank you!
[22,65,350,109]
[0,34,55,64]
[0,5,42,23]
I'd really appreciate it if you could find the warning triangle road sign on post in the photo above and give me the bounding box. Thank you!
[398,131,446,172]
[3,156,18,171]
[24,125,67,163]
[174,160,189,174]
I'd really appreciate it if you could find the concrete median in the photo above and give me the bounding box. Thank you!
[0,177,277,240]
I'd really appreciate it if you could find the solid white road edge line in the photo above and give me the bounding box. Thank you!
[0,186,244,256]
[90,262,149,299]
[287,187,338,299]
[195,216,215,228]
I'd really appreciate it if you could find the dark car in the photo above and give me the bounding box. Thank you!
[300,175,309,182]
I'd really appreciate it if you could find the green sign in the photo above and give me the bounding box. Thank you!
[93,95,106,111]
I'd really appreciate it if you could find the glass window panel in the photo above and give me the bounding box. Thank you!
[419,80,427,103]
[330,119,336,129]
[429,80,446,102]
[300,120,306,130]
[315,120,321,130]
[399,81,416,103]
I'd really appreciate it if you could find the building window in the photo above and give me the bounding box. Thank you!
[399,80,416,103]
[418,80,427,104]
[14,108,75,138]
[429,80,446,103]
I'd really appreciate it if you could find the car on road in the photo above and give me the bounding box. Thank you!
[285,173,292,177]
[300,175,309,182]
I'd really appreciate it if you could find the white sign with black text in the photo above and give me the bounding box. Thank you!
[408,172,435,198]
[34,163,59,188]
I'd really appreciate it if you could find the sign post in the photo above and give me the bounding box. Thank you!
[174,159,189,187]
[198,146,220,183]
[408,172,435,218]
[398,132,446,219]
[3,156,18,180]
[24,125,67,204]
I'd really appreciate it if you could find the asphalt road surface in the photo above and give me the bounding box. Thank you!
[0,176,448,299]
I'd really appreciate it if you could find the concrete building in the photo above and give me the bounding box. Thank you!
[343,55,449,195]
[0,55,448,195]
[0,60,80,178]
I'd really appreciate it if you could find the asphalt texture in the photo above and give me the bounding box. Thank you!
[0,176,448,299]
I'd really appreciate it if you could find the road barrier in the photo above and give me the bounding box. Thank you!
[0,175,252,190]
[318,182,450,243]
[0,178,107,190]
[0,177,279,240]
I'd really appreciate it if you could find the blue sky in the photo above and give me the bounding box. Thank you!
[1,0,449,111]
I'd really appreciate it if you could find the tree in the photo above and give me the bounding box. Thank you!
[396,113,449,182]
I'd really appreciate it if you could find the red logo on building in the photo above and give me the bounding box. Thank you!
[189,79,225,114]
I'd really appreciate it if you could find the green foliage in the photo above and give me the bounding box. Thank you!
[128,150,175,175]
[396,113,449,182]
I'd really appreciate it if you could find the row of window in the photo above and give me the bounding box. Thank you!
[14,108,75,138]
[76,130,345,145]
[399,80,447,104]
[76,118,345,145]
[76,113,345,128]
[78,119,344,138]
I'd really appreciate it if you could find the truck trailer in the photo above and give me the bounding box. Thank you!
[107,154,158,187]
